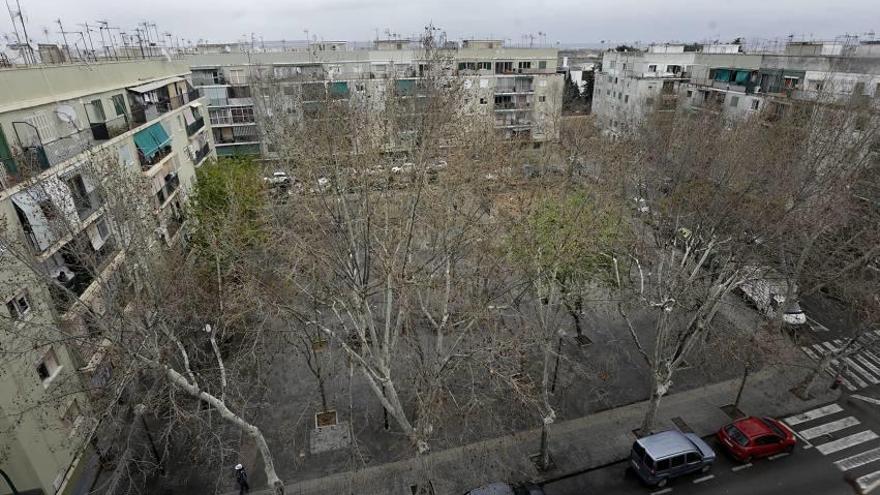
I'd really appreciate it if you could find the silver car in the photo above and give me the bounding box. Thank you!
[630,430,716,487]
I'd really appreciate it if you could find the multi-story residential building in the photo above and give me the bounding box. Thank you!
[593,39,880,134]
[185,38,563,157]
[0,60,214,495]
[592,44,699,135]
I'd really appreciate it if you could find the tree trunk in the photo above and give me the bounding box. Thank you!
[794,352,834,399]
[539,414,554,471]
[733,365,750,412]
[641,369,670,434]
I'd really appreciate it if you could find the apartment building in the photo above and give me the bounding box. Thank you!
[593,40,880,134]
[185,39,563,157]
[592,44,698,135]
[0,60,214,495]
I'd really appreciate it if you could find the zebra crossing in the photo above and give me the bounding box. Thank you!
[800,330,880,392]
[784,402,880,494]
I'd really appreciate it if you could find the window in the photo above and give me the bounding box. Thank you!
[479,97,487,104]
[477,62,492,71]
[538,61,547,69]
[783,77,799,89]
[760,418,786,438]
[730,95,740,107]
[62,400,83,430]
[6,291,31,319]
[656,458,671,471]
[97,218,109,239]
[648,64,657,72]
[725,425,750,446]
[669,455,685,468]
[614,77,618,84]
[26,112,57,142]
[495,61,513,74]
[89,99,106,122]
[686,90,693,98]
[751,99,760,110]
[624,95,629,103]
[36,348,60,384]
[755,435,779,446]
[685,452,701,464]
[632,442,646,460]
[518,61,532,70]
[539,95,546,102]
[111,94,126,116]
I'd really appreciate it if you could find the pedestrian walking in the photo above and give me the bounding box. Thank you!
[234,464,250,494]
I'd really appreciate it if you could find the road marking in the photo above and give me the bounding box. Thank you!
[854,355,880,381]
[852,395,880,406]
[768,452,790,461]
[799,416,861,440]
[807,316,831,332]
[798,346,857,390]
[731,463,753,472]
[692,474,714,484]
[843,357,879,385]
[834,446,880,471]
[784,404,843,426]
[855,469,880,494]
[650,488,672,495]
[816,430,879,455]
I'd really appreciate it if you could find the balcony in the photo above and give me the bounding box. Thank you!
[186,116,205,137]
[73,189,103,221]
[194,142,211,165]
[47,234,119,314]
[494,77,535,94]
[130,90,201,126]
[89,114,132,141]
[1,149,51,190]
[139,145,172,171]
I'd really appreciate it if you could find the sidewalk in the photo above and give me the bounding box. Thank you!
[232,365,837,495]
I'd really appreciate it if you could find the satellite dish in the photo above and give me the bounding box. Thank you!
[55,105,79,124]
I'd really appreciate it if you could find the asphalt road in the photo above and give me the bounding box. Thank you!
[542,387,880,495]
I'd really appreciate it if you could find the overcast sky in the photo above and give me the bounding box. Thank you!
[4,0,878,47]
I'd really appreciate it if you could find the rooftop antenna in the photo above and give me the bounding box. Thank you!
[96,20,117,60]
[56,18,73,61]
[78,22,97,60]
[6,0,36,64]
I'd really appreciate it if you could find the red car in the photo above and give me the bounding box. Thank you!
[716,416,796,462]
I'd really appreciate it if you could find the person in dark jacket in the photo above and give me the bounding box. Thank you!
[234,464,250,494]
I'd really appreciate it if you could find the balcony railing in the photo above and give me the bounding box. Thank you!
[138,145,173,171]
[89,114,131,141]
[47,237,119,313]
[214,135,259,145]
[186,117,205,137]
[130,90,202,126]
[74,189,103,221]
[1,149,51,190]
[194,142,211,164]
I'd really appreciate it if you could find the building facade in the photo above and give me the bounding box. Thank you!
[185,39,563,157]
[0,60,214,495]
[593,40,880,135]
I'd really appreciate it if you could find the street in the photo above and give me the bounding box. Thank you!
[542,383,880,495]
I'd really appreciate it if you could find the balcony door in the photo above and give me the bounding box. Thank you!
[0,126,15,176]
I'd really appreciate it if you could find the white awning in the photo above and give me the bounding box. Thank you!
[127,76,185,94]
[183,107,196,126]
[189,101,203,108]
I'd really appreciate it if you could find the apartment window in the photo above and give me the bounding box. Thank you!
[518,61,531,70]
[97,218,110,239]
[730,96,740,108]
[111,94,127,116]
[36,348,60,384]
[495,61,513,74]
[618,92,622,100]
[648,64,657,72]
[751,99,760,110]
[62,400,83,431]
[538,61,547,69]
[537,95,546,102]
[783,77,800,89]
[624,95,629,103]
[686,90,693,98]
[26,112,57,142]
[89,99,106,122]
[479,97,487,104]
[614,77,618,84]
[477,62,492,70]
[6,290,31,319]
[606,89,610,95]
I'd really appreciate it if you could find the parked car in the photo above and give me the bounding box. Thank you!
[630,430,716,487]
[716,416,795,462]
[464,482,544,495]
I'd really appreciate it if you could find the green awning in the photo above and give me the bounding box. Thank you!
[329,81,349,97]
[734,70,751,84]
[396,79,415,95]
[134,122,171,159]
[713,69,731,82]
